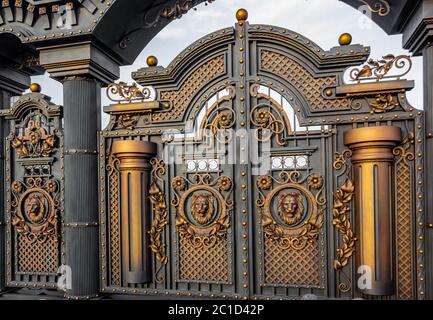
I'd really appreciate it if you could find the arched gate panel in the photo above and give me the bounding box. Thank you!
[99,12,424,300]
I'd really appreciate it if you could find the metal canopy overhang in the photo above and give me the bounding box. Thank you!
[339,0,421,34]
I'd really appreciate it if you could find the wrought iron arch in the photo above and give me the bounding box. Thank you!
[100,9,424,301]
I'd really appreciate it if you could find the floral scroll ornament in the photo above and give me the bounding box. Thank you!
[116,114,139,130]
[333,150,357,293]
[368,94,398,113]
[12,118,56,158]
[333,179,356,270]
[249,83,290,146]
[149,158,169,282]
[256,171,325,251]
[350,54,412,82]
[358,0,390,17]
[172,174,232,249]
[11,178,60,244]
[107,81,151,103]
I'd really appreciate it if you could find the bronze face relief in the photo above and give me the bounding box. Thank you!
[25,193,46,224]
[190,192,214,226]
[277,192,304,226]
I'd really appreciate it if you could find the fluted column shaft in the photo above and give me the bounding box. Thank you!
[112,140,156,285]
[63,78,100,298]
[345,126,401,296]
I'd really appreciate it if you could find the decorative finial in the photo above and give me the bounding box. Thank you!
[236,8,248,22]
[29,83,41,93]
[339,33,352,46]
[146,55,158,67]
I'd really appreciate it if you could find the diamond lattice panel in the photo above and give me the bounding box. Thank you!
[396,160,414,299]
[109,167,121,286]
[179,236,229,283]
[155,55,225,122]
[260,50,349,111]
[264,237,321,287]
[17,235,58,274]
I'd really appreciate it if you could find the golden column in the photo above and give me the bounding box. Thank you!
[112,140,157,285]
[344,126,401,296]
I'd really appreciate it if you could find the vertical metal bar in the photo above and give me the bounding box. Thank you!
[0,89,10,292]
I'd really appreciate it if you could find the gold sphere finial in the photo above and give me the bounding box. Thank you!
[146,55,158,67]
[236,8,248,22]
[29,83,41,93]
[339,33,352,46]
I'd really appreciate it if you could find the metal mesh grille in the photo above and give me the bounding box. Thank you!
[179,236,229,283]
[260,50,349,110]
[17,234,58,274]
[156,55,225,121]
[264,237,321,287]
[109,167,121,286]
[396,159,414,299]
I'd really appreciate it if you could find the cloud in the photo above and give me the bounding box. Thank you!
[31,0,424,128]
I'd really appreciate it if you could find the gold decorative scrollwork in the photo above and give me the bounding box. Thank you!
[172,174,232,249]
[12,116,56,158]
[160,1,215,20]
[11,177,60,244]
[333,150,357,292]
[107,81,151,103]
[116,113,139,130]
[393,132,415,163]
[250,83,290,146]
[256,171,325,251]
[350,54,412,82]
[333,178,356,270]
[358,0,390,16]
[149,159,169,270]
[368,94,398,113]
[200,86,236,144]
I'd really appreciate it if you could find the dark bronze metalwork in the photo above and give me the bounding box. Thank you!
[98,10,424,300]
[0,90,63,289]
[0,3,427,300]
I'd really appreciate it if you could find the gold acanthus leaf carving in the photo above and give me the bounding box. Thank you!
[12,118,56,158]
[333,179,357,270]
[149,159,169,266]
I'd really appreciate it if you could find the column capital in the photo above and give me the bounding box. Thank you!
[403,18,433,55]
[402,1,433,55]
[344,126,402,162]
[0,58,32,95]
[38,40,120,86]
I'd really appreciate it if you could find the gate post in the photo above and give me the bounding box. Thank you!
[344,126,402,296]
[62,77,101,298]
[0,63,31,293]
[39,42,120,298]
[0,88,10,293]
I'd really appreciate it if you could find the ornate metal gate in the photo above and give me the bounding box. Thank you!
[100,10,425,299]
[1,91,63,289]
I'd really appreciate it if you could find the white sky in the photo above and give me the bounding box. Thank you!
[31,0,423,128]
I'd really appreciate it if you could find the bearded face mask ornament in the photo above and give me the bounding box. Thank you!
[277,192,304,226]
[190,192,214,225]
